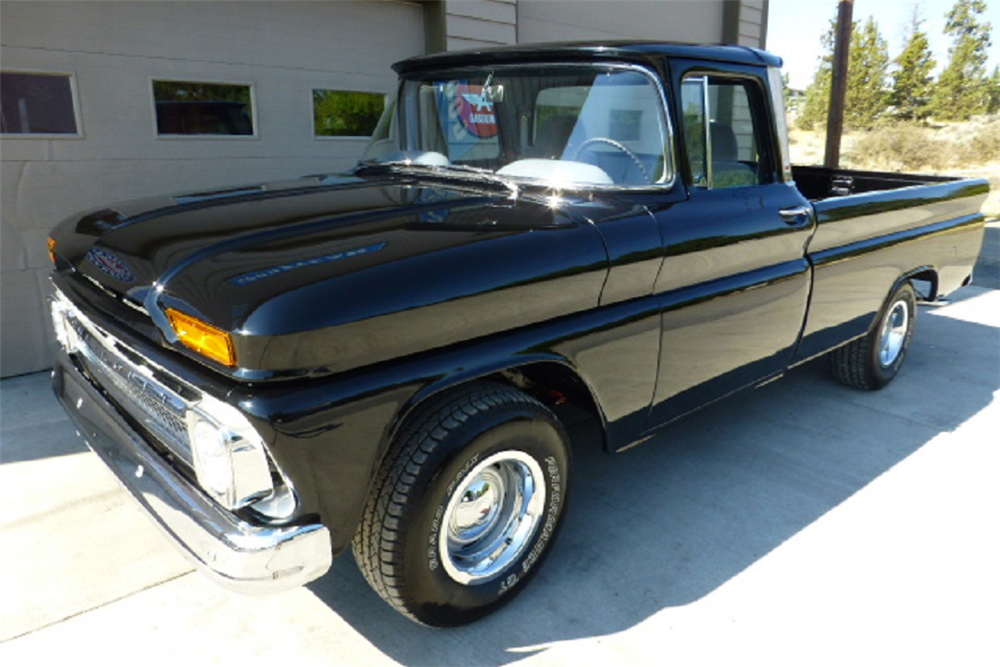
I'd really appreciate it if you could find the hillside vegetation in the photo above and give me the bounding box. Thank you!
[789,117,1000,218]
[788,0,999,218]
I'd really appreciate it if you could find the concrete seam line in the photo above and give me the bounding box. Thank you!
[0,571,195,643]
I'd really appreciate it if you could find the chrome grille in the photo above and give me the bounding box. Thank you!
[61,301,195,466]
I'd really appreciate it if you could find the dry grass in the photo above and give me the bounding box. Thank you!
[789,116,1000,217]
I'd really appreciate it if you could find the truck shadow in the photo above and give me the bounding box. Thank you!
[972,222,998,289]
[308,289,998,666]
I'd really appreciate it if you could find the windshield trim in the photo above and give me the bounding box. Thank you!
[380,61,678,193]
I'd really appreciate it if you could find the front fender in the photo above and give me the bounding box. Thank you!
[234,292,663,555]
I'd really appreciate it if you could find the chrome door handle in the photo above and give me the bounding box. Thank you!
[779,205,812,226]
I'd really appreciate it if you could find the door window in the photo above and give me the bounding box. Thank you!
[681,76,770,189]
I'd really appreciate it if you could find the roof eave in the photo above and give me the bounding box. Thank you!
[393,41,782,75]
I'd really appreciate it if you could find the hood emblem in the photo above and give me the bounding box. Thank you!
[86,247,136,284]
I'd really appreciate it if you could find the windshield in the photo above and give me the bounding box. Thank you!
[360,64,673,188]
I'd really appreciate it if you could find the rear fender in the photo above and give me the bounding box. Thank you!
[895,265,938,302]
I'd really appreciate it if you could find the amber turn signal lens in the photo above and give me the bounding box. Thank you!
[165,308,236,367]
[47,237,57,264]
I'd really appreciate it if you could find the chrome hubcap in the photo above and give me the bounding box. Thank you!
[450,470,504,545]
[439,450,546,585]
[879,299,909,367]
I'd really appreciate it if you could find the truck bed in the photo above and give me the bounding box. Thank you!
[792,165,962,201]
[790,165,989,362]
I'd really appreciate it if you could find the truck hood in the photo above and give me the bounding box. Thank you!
[54,173,617,378]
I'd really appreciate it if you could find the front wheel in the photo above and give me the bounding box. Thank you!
[829,281,917,390]
[352,383,570,626]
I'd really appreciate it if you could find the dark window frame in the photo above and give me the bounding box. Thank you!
[675,63,780,191]
[311,88,387,140]
[150,78,258,139]
[0,70,83,138]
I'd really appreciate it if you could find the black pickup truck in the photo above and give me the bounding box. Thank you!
[47,43,988,626]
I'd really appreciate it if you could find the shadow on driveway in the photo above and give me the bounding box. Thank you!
[0,371,85,465]
[972,221,998,289]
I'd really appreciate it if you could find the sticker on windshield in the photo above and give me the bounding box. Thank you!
[455,85,498,138]
[435,81,500,162]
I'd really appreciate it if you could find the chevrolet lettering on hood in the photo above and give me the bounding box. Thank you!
[228,241,388,286]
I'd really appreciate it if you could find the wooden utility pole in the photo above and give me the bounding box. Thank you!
[824,0,854,169]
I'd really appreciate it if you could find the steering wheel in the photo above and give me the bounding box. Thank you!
[573,137,651,184]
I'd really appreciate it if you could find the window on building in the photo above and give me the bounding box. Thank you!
[681,75,770,189]
[313,90,385,138]
[1,72,79,135]
[153,80,254,136]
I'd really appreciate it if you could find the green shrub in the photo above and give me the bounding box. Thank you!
[847,123,951,171]
[957,120,1000,164]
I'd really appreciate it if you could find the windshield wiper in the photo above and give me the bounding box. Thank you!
[359,160,490,175]
[433,163,496,176]
[355,160,518,197]
[358,160,501,181]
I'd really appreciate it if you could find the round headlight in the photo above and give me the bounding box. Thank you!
[186,395,280,512]
[191,419,235,501]
[50,298,79,354]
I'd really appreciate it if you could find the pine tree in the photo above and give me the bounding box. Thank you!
[889,8,936,121]
[798,14,836,130]
[798,65,831,130]
[797,13,890,131]
[987,66,1000,114]
[930,0,993,120]
[844,17,890,130]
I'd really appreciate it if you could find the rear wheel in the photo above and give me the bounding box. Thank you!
[829,281,917,390]
[352,383,570,626]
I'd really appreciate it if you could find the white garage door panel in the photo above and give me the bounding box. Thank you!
[1,2,423,75]
[0,1,424,377]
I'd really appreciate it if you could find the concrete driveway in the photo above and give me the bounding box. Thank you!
[2,278,998,665]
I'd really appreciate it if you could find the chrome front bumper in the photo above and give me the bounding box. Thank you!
[52,356,333,594]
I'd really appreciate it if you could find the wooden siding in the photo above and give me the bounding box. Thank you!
[445,0,518,50]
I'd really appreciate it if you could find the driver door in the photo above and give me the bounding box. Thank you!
[646,65,814,427]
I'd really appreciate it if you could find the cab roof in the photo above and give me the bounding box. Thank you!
[393,41,783,75]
